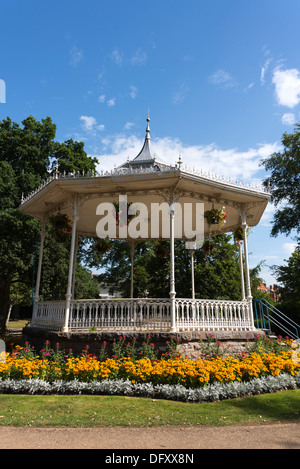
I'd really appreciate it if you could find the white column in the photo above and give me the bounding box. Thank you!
[240,208,255,329]
[238,240,246,301]
[71,234,79,299]
[169,200,176,332]
[63,196,79,332]
[130,240,134,299]
[242,224,252,301]
[32,220,46,323]
[190,249,195,300]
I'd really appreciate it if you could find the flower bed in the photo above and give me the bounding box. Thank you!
[1,373,299,402]
[1,351,299,386]
[0,337,299,402]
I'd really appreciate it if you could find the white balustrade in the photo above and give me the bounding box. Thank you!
[30,298,254,332]
[175,299,253,331]
[68,298,171,332]
[31,301,65,331]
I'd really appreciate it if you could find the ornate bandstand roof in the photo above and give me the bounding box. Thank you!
[20,117,271,239]
[118,116,173,172]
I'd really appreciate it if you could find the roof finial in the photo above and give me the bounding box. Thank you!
[177,154,182,169]
[146,111,150,140]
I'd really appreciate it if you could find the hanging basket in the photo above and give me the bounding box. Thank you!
[50,213,72,243]
[233,227,244,242]
[204,206,227,228]
[50,214,72,231]
[202,239,216,256]
[154,242,169,259]
[52,229,70,244]
[94,238,112,254]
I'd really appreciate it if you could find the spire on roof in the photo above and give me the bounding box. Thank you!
[145,114,151,140]
[131,115,153,162]
[117,114,175,172]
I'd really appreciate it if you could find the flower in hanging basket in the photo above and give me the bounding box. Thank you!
[234,226,250,242]
[204,206,227,227]
[233,227,244,242]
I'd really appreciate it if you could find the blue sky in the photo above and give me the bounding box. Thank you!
[1,0,299,286]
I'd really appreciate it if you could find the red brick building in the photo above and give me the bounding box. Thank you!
[257,283,280,302]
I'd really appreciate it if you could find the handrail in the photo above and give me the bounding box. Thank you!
[254,299,300,339]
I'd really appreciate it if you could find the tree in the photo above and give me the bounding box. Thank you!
[88,235,262,301]
[0,116,98,333]
[6,279,32,328]
[53,138,98,175]
[261,125,300,240]
[272,247,300,323]
[193,235,244,300]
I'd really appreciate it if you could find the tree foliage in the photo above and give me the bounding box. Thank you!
[261,125,300,322]
[0,115,98,333]
[262,124,300,240]
[273,247,300,322]
[90,235,262,301]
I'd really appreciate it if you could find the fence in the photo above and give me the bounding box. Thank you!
[31,298,253,332]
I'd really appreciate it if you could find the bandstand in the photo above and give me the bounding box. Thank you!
[20,117,270,350]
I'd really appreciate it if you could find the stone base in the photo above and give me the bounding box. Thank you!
[22,327,266,359]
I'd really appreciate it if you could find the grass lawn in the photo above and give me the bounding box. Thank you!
[0,390,299,427]
[6,319,29,329]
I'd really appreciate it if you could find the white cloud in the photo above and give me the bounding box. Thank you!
[80,115,105,132]
[260,58,272,85]
[107,97,116,107]
[281,113,296,125]
[209,70,238,88]
[80,115,96,131]
[130,48,147,65]
[98,94,106,103]
[98,94,116,107]
[70,46,83,67]
[109,47,147,68]
[259,202,277,227]
[124,122,135,130]
[110,48,123,65]
[272,67,300,108]
[172,80,190,104]
[283,242,298,257]
[182,54,194,63]
[129,85,138,99]
[93,132,281,182]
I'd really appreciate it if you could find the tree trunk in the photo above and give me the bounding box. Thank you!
[0,277,11,334]
[5,304,14,329]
